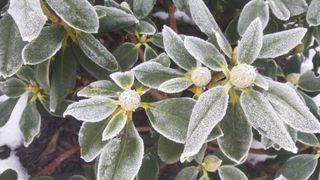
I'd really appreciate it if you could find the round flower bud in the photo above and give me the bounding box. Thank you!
[286,73,300,85]
[230,64,256,88]
[191,67,212,87]
[119,90,141,111]
[202,155,222,172]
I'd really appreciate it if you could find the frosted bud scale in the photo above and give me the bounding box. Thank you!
[119,90,141,111]
[191,67,212,87]
[230,64,256,88]
[202,155,222,172]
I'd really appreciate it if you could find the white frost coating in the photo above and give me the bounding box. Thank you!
[64,97,118,122]
[237,18,263,65]
[266,80,320,133]
[110,71,134,90]
[218,166,248,180]
[184,36,226,71]
[268,0,290,21]
[119,90,141,111]
[282,0,308,17]
[191,67,212,87]
[102,112,127,140]
[230,64,256,89]
[0,152,30,180]
[254,73,269,90]
[181,86,228,162]
[258,28,307,58]
[212,29,233,58]
[237,0,269,35]
[240,91,297,153]
[8,0,47,42]
[307,0,320,26]
[158,77,192,93]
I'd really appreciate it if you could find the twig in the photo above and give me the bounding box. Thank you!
[169,5,178,32]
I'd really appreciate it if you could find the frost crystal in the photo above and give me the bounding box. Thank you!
[191,67,212,87]
[230,64,256,88]
[119,90,141,111]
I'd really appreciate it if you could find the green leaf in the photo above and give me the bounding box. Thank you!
[133,62,184,88]
[22,25,65,65]
[64,97,118,122]
[151,33,164,48]
[175,166,199,180]
[8,0,47,41]
[280,0,308,17]
[96,6,138,33]
[307,0,320,26]
[133,0,156,19]
[69,175,87,180]
[149,53,171,67]
[144,46,157,61]
[181,86,229,161]
[157,136,184,164]
[46,0,99,33]
[237,0,269,35]
[97,121,144,180]
[275,154,318,180]
[266,80,320,133]
[0,98,18,127]
[113,42,139,70]
[173,0,189,12]
[102,111,127,141]
[77,33,118,71]
[0,15,26,78]
[0,78,26,98]
[136,154,159,180]
[158,78,192,94]
[77,80,121,98]
[19,102,41,147]
[110,71,134,90]
[218,103,252,163]
[240,90,297,153]
[0,169,18,180]
[125,20,156,35]
[162,26,197,71]
[298,70,320,92]
[79,119,110,162]
[268,0,290,21]
[218,166,248,180]
[146,98,196,143]
[237,18,263,65]
[297,132,319,146]
[184,36,226,71]
[254,73,269,90]
[258,28,307,58]
[49,47,77,112]
[16,66,36,82]
[35,60,51,92]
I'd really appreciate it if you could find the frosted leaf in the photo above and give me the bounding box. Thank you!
[230,64,256,89]
[181,86,229,161]
[274,175,288,180]
[102,111,127,141]
[149,53,171,67]
[212,29,233,58]
[22,25,65,65]
[184,36,226,71]
[158,77,192,94]
[77,33,118,71]
[133,62,184,88]
[157,136,184,164]
[77,80,122,98]
[172,0,189,12]
[298,70,320,92]
[217,103,252,163]
[0,15,26,78]
[110,71,134,90]
[258,28,307,58]
[307,0,320,26]
[297,132,319,146]
[240,90,297,153]
[191,67,212,87]
[118,90,141,111]
[282,0,308,16]
[268,0,290,21]
[237,0,269,35]
[8,0,47,42]
[64,97,118,122]
[237,18,263,65]
[19,103,41,147]
[218,166,248,180]
[133,0,156,19]
[162,26,197,71]
[0,98,19,127]
[46,0,99,33]
[125,20,156,35]
[146,98,196,143]
[266,80,320,133]
[97,122,144,180]
[254,73,269,90]
[79,120,109,162]
[175,166,199,180]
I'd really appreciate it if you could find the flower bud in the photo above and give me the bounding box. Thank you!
[286,73,300,85]
[119,90,141,111]
[230,64,256,88]
[191,67,212,87]
[202,155,222,172]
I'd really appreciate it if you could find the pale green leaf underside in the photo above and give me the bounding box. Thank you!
[218,166,248,180]
[102,111,127,141]
[307,0,320,26]
[254,73,269,90]
[158,77,192,94]
[181,86,229,161]
[297,132,319,146]
[64,97,118,122]
[175,166,199,180]
[46,0,99,33]
[77,80,121,98]
[110,71,134,90]
[97,122,144,180]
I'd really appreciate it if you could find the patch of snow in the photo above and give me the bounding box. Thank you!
[152,10,194,24]
[247,153,277,165]
[0,152,29,180]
